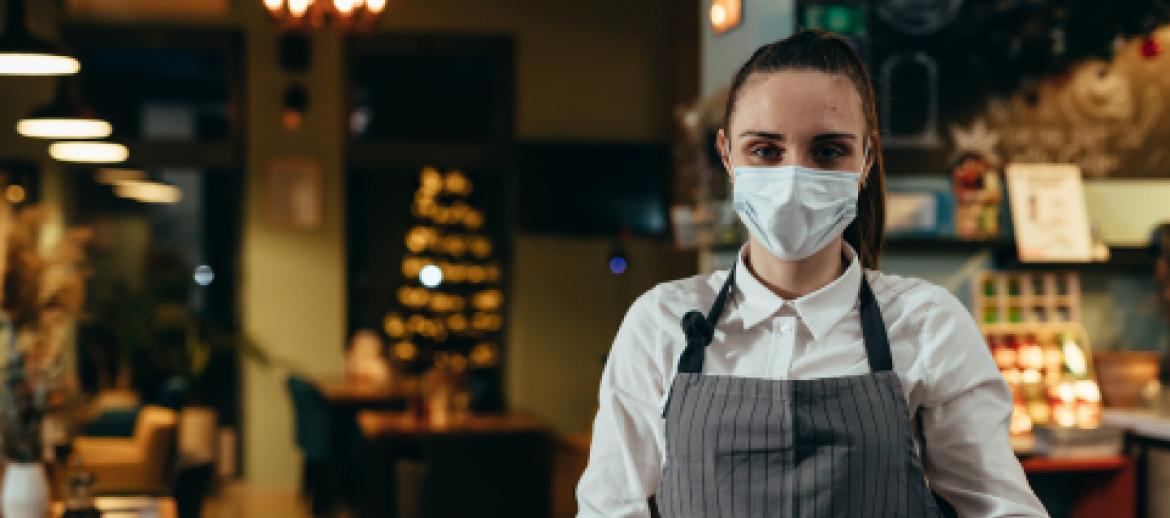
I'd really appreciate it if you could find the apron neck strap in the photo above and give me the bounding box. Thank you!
[858,275,893,372]
[677,264,736,374]
[676,263,894,374]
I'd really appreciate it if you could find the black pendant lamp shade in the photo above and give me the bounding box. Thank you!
[0,0,80,76]
[17,77,111,138]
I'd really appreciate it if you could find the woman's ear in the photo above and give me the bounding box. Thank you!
[716,129,733,182]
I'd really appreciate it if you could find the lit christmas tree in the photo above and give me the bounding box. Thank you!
[382,166,504,412]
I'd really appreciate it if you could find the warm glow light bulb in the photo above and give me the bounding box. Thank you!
[48,141,128,163]
[114,181,182,204]
[263,0,284,12]
[0,54,80,76]
[710,4,727,25]
[334,0,357,14]
[420,264,443,288]
[17,118,112,139]
[288,0,311,16]
[366,0,387,14]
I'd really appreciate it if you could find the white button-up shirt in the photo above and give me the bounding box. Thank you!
[577,246,1048,517]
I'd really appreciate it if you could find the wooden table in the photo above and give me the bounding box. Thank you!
[315,377,405,408]
[357,411,548,438]
[1019,455,1135,518]
[357,412,552,518]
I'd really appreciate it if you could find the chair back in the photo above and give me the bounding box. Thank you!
[286,374,331,461]
[134,405,178,487]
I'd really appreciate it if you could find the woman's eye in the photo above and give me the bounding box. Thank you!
[813,145,847,161]
[749,145,781,159]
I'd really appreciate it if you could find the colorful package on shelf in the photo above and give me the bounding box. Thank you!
[973,270,1102,443]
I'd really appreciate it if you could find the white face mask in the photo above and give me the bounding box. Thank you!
[732,165,861,260]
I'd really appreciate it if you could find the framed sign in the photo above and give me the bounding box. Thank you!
[1005,163,1094,262]
[265,157,323,231]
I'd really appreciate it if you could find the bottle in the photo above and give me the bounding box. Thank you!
[62,464,101,518]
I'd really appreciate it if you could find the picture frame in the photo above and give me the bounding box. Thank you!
[265,157,323,231]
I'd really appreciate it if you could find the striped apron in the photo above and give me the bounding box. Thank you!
[654,265,947,517]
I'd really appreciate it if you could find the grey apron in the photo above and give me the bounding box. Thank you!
[654,265,948,517]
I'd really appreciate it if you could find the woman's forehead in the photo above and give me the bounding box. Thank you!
[730,70,866,137]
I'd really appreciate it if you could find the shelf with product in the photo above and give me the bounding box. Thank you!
[700,236,1155,273]
[969,269,1126,461]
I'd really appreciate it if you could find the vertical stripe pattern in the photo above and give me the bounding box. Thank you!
[657,273,942,517]
[656,371,942,517]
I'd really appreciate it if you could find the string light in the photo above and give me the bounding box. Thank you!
[392,340,418,362]
[383,313,406,338]
[444,171,472,195]
[466,266,486,284]
[463,209,484,230]
[419,264,443,288]
[442,235,467,257]
[446,314,468,332]
[472,290,504,311]
[449,353,468,373]
[470,342,498,368]
[469,237,492,259]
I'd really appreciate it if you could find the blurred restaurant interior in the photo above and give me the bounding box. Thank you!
[1,0,1170,517]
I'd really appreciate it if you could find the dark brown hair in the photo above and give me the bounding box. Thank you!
[723,29,885,268]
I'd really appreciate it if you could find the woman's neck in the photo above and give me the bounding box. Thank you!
[745,237,846,300]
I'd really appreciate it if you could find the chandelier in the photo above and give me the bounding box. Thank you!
[262,0,388,31]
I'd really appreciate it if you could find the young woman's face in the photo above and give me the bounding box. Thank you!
[719,70,873,180]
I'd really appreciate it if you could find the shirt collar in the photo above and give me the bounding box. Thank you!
[733,243,862,341]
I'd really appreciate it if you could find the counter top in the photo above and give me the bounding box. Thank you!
[1102,408,1170,442]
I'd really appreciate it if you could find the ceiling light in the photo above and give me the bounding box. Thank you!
[0,0,80,76]
[114,180,182,204]
[709,0,743,35]
[17,79,111,139]
[49,142,129,163]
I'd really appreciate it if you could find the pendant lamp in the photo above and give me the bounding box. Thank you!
[114,176,182,204]
[17,78,111,138]
[0,0,80,76]
[48,141,129,164]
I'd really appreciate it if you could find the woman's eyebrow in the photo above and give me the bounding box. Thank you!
[738,130,784,140]
[812,133,857,141]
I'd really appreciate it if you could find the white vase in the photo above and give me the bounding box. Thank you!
[1,462,49,518]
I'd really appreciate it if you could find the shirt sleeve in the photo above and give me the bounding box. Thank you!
[918,286,1049,518]
[576,287,669,518]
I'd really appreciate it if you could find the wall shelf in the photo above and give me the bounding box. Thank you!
[710,237,1156,273]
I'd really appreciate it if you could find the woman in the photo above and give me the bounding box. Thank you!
[576,30,1047,517]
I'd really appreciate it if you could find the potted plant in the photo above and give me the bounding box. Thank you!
[81,248,266,517]
[0,205,89,518]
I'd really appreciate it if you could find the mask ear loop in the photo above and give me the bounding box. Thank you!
[725,141,733,172]
[860,140,873,188]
